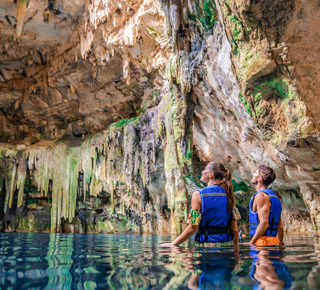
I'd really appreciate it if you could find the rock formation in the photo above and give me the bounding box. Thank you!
[0,0,319,235]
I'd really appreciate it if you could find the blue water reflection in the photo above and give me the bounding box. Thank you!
[248,246,293,289]
[0,233,320,289]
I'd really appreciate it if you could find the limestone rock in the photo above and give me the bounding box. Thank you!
[0,0,320,234]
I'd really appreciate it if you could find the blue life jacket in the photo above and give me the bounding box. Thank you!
[195,249,236,289]
[249,189,282,237]
[249,248,293,289]
[197,265,233,290]
[194,185,233,243]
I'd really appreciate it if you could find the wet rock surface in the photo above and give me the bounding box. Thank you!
[0,0,319,234]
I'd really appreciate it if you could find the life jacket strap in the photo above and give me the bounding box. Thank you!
[249,217,279,234]
[268,217,279,235]
[196,220,232,242]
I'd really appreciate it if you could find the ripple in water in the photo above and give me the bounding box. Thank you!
[0,233,320,289]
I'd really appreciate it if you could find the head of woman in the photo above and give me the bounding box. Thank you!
[200,162,235,212]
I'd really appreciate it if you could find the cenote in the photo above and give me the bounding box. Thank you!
[1,0,320,289]
[0,233,320,289]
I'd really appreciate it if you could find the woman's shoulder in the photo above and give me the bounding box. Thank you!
[192,190,200,196]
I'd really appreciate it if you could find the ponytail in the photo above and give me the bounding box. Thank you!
[224,169,235,213]
[208,162,235,213]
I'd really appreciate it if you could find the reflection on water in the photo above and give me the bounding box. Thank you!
[1,234,320,289]
[248,246,293,289]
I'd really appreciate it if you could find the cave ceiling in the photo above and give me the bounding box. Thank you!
[0,0,168,144]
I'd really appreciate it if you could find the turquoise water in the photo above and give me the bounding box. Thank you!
[0,233,320,289]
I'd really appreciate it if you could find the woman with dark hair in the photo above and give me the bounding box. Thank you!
[161,162,239,247]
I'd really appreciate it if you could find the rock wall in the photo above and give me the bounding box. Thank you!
[0,0,319,235]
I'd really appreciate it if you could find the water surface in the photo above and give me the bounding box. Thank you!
[0,233,320,289]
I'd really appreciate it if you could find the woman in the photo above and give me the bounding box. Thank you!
[161,162,239,247]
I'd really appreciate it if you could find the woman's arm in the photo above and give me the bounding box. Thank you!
[161,191,201,247]
[230,218,239,244]
[171,224,199,246]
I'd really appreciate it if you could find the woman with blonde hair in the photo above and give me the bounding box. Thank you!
[161,162,239,246]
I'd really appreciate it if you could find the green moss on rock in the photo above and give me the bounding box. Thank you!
[188,0,218,32]
[185,175,203,188]
[183,133,193,166]
[239,93,253,117]
[222,2,244,53]
[106,117,139,137]
[228,14,243,42]
[237,48,272,82]
[232,180,251,193]
[253,77,295,101]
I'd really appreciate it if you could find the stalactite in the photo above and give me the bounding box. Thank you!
[6,160,17,212]
[169,0,181,52]
[80,30,94,59]
[16,0,28,37]
[123,58,131,85]
[24,145,83,232]
[16,159,27,208]
[43,69,48,95]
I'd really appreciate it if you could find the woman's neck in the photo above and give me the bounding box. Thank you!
[207,180,222,186]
